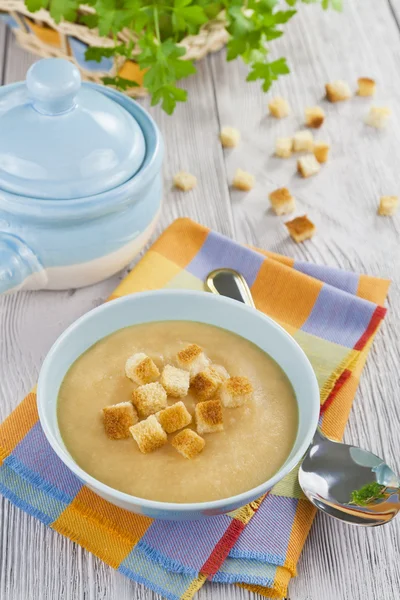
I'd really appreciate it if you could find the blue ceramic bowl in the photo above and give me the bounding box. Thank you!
[37,290,320,520]
[0,62,163,294]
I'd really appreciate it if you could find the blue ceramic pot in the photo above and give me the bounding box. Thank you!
[0,59,163,293]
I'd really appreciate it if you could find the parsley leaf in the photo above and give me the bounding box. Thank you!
[173,0,207,33]
[247,58,290,92]
[50,0,79,22]
[25,0,48,11]
[152,84,187,114]
[350,482,387,506]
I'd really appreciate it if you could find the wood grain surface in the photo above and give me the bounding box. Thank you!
[1,0,400,598]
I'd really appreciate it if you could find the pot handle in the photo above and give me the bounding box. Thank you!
[0,232,47,293]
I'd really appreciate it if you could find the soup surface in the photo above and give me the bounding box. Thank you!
[58,321,298,503]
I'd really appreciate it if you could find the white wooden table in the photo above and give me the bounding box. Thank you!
[1,1,400,598]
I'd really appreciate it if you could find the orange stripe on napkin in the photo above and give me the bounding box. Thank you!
[0,391,38,457]
[251,260,323,329]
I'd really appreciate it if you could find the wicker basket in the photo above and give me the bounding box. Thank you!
[0,0,228,97]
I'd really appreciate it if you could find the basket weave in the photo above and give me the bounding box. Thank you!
[0,0,228,97]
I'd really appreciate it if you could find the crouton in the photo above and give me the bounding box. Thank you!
[313,141,330,164]
[233,168,255,191]
[173,171,197,191]
[357,77,376,97]
[297,154,321,178]
[286,215,316,243]
[191,367,222,400]
[293,130,314,152]
[378,196,398,216]
[220,376,253,408]
[160,365,190,398]
[325,80,351,102]
[102,402,139,440]
[269,187,295,216]
[268,97,290,118]
[210,364,230,383]
[176,344,210,379]
[305,106,325,128]
[220,126,240,148]
[156,401,192,433]
[129,415,167,454]
[125,353,160,385]
[195,399,224,434]
[275,137,293,158]
[172,428,205,459]
[132,382,167,418]
[365,106,391,129]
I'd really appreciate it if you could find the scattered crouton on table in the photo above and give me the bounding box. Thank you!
[269,187,296,216]
[286,215,316,243]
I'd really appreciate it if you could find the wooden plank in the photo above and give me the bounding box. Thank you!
[388,0,400,28]
[2,24,36,83]
[210,1,400,599]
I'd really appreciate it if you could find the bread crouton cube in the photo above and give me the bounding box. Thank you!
[365,106,391,129]
[275,137,293,158]
[297,154,321,178]
[268,97,290,118]
[132,382,167,418]
[293,130,314,152]
[156,401,192,433]
[176,344,210,379]
[195,399,224,434]
[233,168,255,191]
[220,126,240,148]
[102,402,139,440]
[210,364,230,383]
[269,187,295,216]
[313,141,330,164]
[357,77,376,97]
[378,196,398,216]
[172,429,205,459]
[305,106,325,128]
[125,353,160,385]
[220,376,253,408]
[129,415,167,454]
[191,367,222,400]
[286,215,316,243]
[325,80,351,102]
[173,171,197,191]
[160,365,190,398]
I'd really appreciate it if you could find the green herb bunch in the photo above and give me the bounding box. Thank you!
[25,0,342,113]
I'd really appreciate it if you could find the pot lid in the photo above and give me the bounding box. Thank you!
[0,59,146,199]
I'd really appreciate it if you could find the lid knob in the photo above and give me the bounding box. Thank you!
[26,58,81,116]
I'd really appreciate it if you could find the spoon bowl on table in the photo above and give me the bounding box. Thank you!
[205,268,400,527]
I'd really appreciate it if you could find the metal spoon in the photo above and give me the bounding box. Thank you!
[205,268,400,526]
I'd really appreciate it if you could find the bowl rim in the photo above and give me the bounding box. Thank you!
[37,289,320,514]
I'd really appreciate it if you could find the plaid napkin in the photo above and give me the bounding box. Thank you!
[0,218,390,599]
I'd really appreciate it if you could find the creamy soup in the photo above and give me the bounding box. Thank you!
[58,321,298,503]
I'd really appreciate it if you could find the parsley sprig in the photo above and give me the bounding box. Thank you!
[24,0,342,113]
[350,482,387,507]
